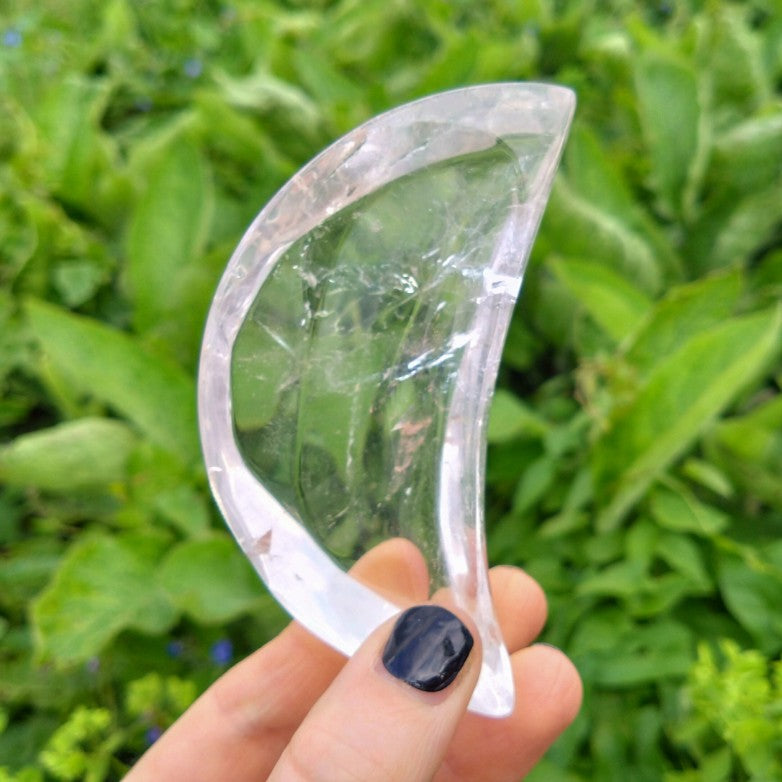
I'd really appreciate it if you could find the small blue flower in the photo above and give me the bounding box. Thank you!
[134,96,153,112]
[85,656,100,674]
[166,640,185,658]
[183,57,203,79]
[2,28,22,47]
[145,726,163,745]
[210,638,233,666]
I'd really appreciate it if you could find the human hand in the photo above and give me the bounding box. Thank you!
[125,539,581,781]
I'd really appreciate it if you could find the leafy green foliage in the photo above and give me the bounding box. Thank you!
[670,641,782,781]
[38,707,115,782]
[0,0,780,778]
[32,534,177,665]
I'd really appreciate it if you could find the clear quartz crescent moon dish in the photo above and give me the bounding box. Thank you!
[198,83,575,718]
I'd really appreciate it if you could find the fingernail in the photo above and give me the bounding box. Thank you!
[382,605,473,692]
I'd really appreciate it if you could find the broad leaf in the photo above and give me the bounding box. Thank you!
[709,180,782,272]
[718,554,782,654]
[625,270,743,376]
[655,532,711,590]
[125,132,214,365]
[0,418,136,492]
[710,111,782,195]
[31,534,176,665]
[550,257,652,343]
[594,307,782,531]
[704,5,771,122]
[153,485,212,538]
[649,486,729,538]
[487,389,549,443]
[158,536,264,624]
[714,393,782,465]
[709,393,782,508]
[32,76,119,224]
[634,51,704,218]
[0,539,62,610]
[573,615,693,686]
[563,124,681,280]
[24,299,199,464]
[543,178,663,294]
[513,455,557,514]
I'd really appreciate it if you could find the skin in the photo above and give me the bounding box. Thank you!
[125,540,582,781]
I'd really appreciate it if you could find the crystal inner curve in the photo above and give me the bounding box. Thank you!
[230,134,523,588]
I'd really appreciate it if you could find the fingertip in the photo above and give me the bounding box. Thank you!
[489,565,548,652]
[351,537,431,604]
[524,644,583,727]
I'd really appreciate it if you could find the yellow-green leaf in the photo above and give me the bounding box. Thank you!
[594,306,782,531]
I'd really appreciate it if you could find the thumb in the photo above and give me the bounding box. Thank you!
[268,605,481,781]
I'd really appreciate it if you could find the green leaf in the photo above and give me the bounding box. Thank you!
[594,307,782,531]
[679,458,734,499]
[714,393,782,466]
[543,178,663,294]
[487,389,549,443]
[649,486,729,537]
[710,393,782,507]
[292,48,363,106]
[575,617,693,687]
[0,539,62,610]
[153,485,212,538]
[704,5,771,121]
[51,260,107,309]
[158,536,264,624]
[563,124,638,224]
[512,456,557,515]
[577,560,649,600]
[625,270,744,377]
[230,263,303,432]
[33,76,118,223]
[655,532,711,590]
[0,418,136,492]
[710,110,782,195]
[125,132,214,364]
[634,51,705,218]
[24,299,198,464]
[0,713,56,776]
[549,257,652,342]
[563,124,681,280]
[718,554,782,654]
[213,68,321,130]
[31,534,176,665]
[709,180,782,272]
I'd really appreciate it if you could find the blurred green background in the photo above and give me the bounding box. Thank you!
[1,0,781,779]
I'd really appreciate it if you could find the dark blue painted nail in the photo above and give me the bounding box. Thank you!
[382,605,473,692]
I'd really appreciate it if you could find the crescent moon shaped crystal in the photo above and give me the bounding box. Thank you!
[198,83,575,717]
